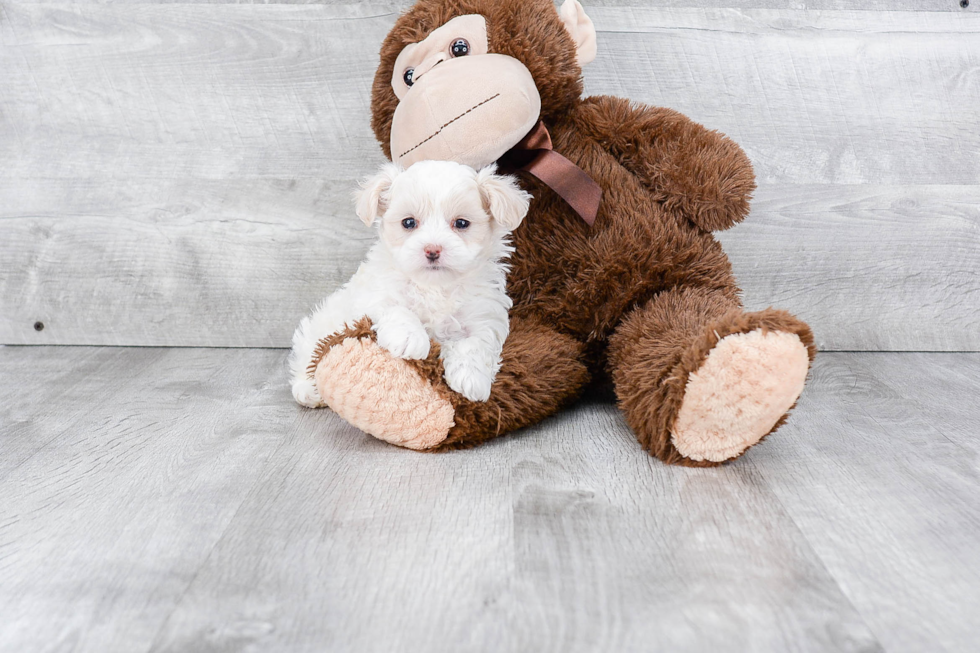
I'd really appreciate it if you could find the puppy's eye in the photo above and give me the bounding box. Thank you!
[452,218,470,230]
[403,68,415,87]
[450,38,469,57]
[401,217,417,230]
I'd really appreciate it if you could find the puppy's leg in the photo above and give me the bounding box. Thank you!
[290,314,326,407]
[441,330,504,402]
[374,306,431,360]
[289,290,358,408]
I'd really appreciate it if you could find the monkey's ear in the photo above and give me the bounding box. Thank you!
[477,164,532,232]
[354,163,400,227]
[559,0,597,67]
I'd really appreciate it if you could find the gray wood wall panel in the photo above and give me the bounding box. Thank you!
[46,0,973,12]
[0,4,386,179]
[1,3,978,349]
[721,184,980,352]
[3,181,977,349]
[0,178,371,347]
[587,8,980,186]
[4,5,976,183]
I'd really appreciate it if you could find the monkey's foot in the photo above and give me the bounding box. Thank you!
[670,328,810,463]
[313,324,454,451]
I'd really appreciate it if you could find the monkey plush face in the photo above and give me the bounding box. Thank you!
[371,0,597,170]
[389,15,541,170]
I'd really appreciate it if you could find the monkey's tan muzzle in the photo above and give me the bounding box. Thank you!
[390,55,541,170]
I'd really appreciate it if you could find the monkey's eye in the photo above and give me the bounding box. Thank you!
[450,38,470,57]
[401,217,417,230]
[452,218,470,230]
[403,68,415,86]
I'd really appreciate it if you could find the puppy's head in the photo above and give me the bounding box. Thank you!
[354,160,531,278]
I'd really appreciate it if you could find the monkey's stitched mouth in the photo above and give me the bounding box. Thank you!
[397,93,500,160]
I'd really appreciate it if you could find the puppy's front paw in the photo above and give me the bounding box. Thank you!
[376,322,431,360]
[443,359,493,402]
[292,377,324,408]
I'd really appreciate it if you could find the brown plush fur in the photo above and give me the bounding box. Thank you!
[312,317,591,451]
[322,0,817,465]
[607,290,815,466]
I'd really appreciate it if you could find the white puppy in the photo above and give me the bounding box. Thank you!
[289,160,531,407]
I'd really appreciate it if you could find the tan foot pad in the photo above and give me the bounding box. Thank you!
[315,337,454,451]
[672,329,809,462]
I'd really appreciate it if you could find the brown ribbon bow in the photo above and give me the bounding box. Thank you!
[498,121,602,226]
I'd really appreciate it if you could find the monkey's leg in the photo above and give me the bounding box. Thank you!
[607,287,815,466]
[311,317,589,451]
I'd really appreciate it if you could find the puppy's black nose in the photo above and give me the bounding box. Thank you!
[425,246,441,261]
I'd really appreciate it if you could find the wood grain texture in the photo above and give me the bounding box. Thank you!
[0,345,169,477]
[832,352,980,456]
[3,181,976,350]
[0,3,387,179]
[502,405,880,652]
[749,352,980,652]
[585,7,980,186]
[41,0,973,13]
[0,347,298,653]
[584,0,969,8]
[859,352,980,454]
[1,3,978,349]
[148,404,519,653]
[3,347,980,651]
[151,399,884,652]
[720,184,980,352]
[3,5,976,182]
[0,346,896,653]
[0,177,370,347]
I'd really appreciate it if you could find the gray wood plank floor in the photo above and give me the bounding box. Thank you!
[2,346,978,652]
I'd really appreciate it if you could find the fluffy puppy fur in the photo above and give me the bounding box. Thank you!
[290,160,531,406]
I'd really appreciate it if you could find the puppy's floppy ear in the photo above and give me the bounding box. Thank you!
[477,164,532,231]
[354,163,400,227]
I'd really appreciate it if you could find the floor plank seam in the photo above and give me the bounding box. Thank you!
[142,420,296,653]
[747,460,889,651]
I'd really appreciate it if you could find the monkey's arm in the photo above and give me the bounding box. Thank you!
[575,95,756,231]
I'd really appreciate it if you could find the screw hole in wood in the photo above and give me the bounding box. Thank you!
[962,0,970,8]
[34,321,44,332]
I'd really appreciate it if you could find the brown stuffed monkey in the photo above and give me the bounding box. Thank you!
[308,0,816,466]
